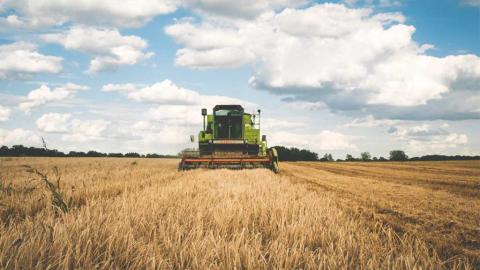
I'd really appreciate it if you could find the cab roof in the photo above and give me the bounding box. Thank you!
[213,105,244,112]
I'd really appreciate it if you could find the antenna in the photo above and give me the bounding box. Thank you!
[41,137,48,150]
[257,109,261,130]
[201,108,207,132]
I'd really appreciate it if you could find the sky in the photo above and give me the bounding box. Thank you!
[0,0,479,158]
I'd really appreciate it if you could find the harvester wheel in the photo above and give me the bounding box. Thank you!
[271,160,279,173]
[269,147,279,174]
[178,161,185,171]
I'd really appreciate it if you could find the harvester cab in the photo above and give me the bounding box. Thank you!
[179,105,279,173]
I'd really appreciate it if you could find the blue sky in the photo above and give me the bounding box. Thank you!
[0,0,479,158]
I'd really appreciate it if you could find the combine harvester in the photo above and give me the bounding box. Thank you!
[179,105,279,173]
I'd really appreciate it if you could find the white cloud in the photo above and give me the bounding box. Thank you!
[0,128,42,146]
[68,119,110,138]
[0,106,11,122]
[36,113,72,132]
[346,115,399,127]
[344,0,402,7]
[388,124,449,139]
[103,79,258,111]
[18,83,89,113]
[0,42,62,80]
[101,83,140,93]
[461,0,480,7]
[185,0,308,19]
[128,80,201,104]
[386,123,470,155]
[270,130,357,151]
[262,118,305,131]
[0,0,308,31]
[166,3,480,119]
[0,0,178,29]
[147,106,202,126]
[36,113,110,142]
[165,21,255,68]
[42,26,154,73]
[407,133,468,155]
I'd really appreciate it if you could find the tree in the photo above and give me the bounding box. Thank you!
[86,151,106,157]
[360,152,371,161]
[125,152,141,158]
[320,153,334,162]
[389,150,408,161]
[345,154,355,161]
[274,146,318,161]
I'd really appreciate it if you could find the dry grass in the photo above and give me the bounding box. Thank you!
[0,158,477,269]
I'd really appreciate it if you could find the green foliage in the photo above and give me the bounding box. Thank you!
[22,165,73,215]
[274,146,318,161]
[320,153,334,162]
[361,152,371,161]
[389,150,408,161]
[0,145,176,158]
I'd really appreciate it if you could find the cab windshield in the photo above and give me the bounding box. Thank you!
[214,109,243,139]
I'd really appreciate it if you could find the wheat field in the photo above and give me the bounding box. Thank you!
[0,158,478,269]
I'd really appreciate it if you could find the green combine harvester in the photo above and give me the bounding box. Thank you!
[179,105,279,173]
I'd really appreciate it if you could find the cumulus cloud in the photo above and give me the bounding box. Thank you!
[36,113,110,142]
[18,83,89,113]
[344,0,402,7]
[345,115,399,127]
[185,0,308,19]
[388,124,449,139]
[36,113,72,132]
[0,106,11,122]
[269,130,357,152]
[0,0,178,29]
[42,26,154,73]
[128,80,201,105]
[103,79,257,110]
[0,128,42,146]
[101,83,140,93]
[166,3,480,120]
[0,42,62,80]
[407,133,468,155]
[0,0,308,30]
[387,123,469,154]
[165,21,256,68]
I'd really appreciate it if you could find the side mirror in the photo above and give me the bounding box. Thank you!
[262,135,266,141]
[201,108,207,116]
[190,135,195,142]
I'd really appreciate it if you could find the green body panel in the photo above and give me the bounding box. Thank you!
[243,114,260,144]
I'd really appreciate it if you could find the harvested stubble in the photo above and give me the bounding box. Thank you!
[0,158,476,269]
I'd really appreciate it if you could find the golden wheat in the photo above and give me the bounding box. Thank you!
[0,158,477,269]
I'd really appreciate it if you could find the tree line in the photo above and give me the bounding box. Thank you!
[1,144,479,162]
[0,145,176,158]
[274,146,480,162]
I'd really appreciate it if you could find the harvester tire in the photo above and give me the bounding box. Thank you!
[271,160,279,174]
[269,147,279,174]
